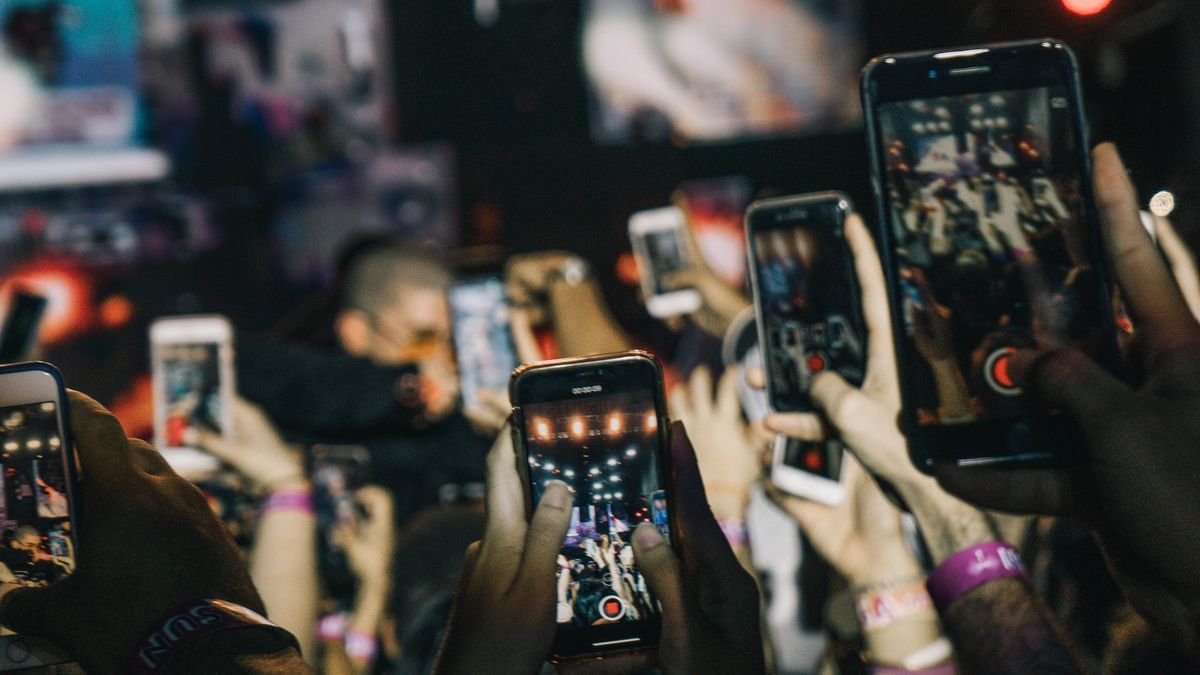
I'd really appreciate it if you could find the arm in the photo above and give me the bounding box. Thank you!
[547,277,632,357]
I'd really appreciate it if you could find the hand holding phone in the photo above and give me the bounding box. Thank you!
[0,389,271,674]
[629,208,703,318]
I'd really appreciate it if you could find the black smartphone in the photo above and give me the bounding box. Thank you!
[510,351,672,663]
[746,192,866,413]
[448,276,519,412]
[862,39,1120,471]
[0,291,48,364]
[0,362,78,669]
[311,444,372,609]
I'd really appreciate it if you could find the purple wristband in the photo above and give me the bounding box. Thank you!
[925,540,1027,613]
[717,518,748,548]
[261,488,313,516]
[132,599,299,674]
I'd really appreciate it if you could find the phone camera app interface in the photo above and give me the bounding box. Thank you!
[643,230,689,296]
[780,436,842,481]
[0,402,73,587]
[162,343,222,445]
[754,212,865,403]
[878,87,1108,426]
[524,391,664,628]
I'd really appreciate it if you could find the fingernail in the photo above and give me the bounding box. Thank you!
[634,522,664,550]
[542,481,571,509]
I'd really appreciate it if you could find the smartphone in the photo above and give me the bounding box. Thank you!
[0,362,78,669]
[449,276,519,412]
[862,39,1120,471]
[0,291,48,364]
[510,351,672,662]
[150,315,235,479]
[746,192,867,413]
[771,435,846,506]
[310,444,371,610]
[628,207,703,318]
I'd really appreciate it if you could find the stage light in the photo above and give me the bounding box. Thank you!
[564,469,575,478]
[1063,0,1112,16]
[39,403,55,413]
[544,462,555,472]
[593,482,603,491]
[607,458,618,467]
[607,414,622,433]
[614,492,623,500]
[644,413,657,432]
[535,419,551,439]
[2,441,16,452]
[26,439,42,451]
[604,493,613,500]
[609,475,620,483]
[528,456,537,465]
[625,448,636,458]
[47,437,60,448]
[593,494,601,501]
[589,466,601,475]
[570,417,585,438]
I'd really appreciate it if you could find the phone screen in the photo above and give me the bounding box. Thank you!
[159,343,224,446]
[876,84,1109,427]
[777,436,843,482]
[523,389,665,633]
[750,198,865,412]
[0,401,74,587]
[449,277,518,411]
[640,228,689,297]
[312,444,371,608]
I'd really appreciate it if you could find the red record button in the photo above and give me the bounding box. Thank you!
[806,353,827,373]
[984,347,1022,396]
[599,595,627,622]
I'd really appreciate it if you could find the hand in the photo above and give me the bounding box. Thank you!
[463,389,512,437]
[191,397,305,493]
[505,251,577,326]
[989,182,1031,254]
[763,214,997,563]
[765,455,918,588]
[668,367,761,520]
[1153,213,1200,323]
[935,144,1200,655]
[333,486,395,592]
[0,391,266,674]
[434,427,574,674]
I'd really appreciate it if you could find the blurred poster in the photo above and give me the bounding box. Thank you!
[582,0,863,144]
[1,0,140,147]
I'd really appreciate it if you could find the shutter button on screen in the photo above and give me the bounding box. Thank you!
[984,347,1022,396]
[598,595,627,621]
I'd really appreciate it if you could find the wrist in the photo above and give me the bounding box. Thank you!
[132,599,301,674]
[903,482,997,564]
[926,540,1027,614]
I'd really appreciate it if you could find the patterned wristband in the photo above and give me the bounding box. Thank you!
[132,599,300,674]
[925,540,1027,613]
[261,488,313,516]
[345,629,378,662]
[855,580,934,632]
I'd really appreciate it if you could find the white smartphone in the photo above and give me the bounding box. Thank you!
[150,315,234,479]
[771,435,845,506]
[0,362,78,669]
[628,206,702,318]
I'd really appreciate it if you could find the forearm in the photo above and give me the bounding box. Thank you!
[347,580,390,638]
[942,578,1080,674]
[928,359,974,422]
[250,507,319,661]
[549,280,630,357]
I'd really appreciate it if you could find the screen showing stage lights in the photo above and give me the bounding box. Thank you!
[0,401,74,587]
[877,85,1110,427]
[524,390,665,628]
[582,0,862,144]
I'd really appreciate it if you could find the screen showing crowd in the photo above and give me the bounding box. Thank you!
[753,215,865,404]
[0,402,73,587]
[878,86,1109,426]
[524,391,664,628]
[449,278,518,412]
[161,343,223,445]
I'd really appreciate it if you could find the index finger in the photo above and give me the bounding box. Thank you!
[844,214,895,384]
[482,425,527,561]
[1153,215,1200,323]
[1093,144,1200,352]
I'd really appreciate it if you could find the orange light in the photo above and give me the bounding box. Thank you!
[570,417,586,438]
[1062,0,1111,16]
[535,420,551,439]
[607,414,622,433]
[645,413,657,432]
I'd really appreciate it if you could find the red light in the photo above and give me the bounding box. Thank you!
[1,262,93,344]
[804,450,823,471]
[806,354,827,373]
[992,353,1015,389]
[1062,0,1112,16]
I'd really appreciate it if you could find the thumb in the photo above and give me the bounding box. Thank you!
[1011,348,1128,428]
[631,523,685,635]
[515,481,573,590]
[189,425,234,463]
